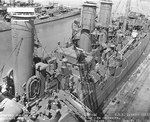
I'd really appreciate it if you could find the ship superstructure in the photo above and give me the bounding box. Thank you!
[0,0,149,122]
[54,0,150,120]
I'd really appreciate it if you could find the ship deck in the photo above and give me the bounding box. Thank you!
[23,95,74,122]
[104,45,150,121]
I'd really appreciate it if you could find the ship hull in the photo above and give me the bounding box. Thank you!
[58,32,150,122]
[34,10,80,25]
[85,32,150,112]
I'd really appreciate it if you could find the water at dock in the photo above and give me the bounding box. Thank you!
[36,16,77,52]
[0,15,79,78]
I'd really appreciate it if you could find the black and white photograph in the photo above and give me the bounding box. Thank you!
[0,0,149,121]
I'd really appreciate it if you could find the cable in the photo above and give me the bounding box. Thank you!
[0,38,23,81]
[12,22,50,60]
[16,38,23,57]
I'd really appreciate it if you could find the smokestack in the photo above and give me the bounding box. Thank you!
[8,7,36,95]
[81,1,97,32]
[98,0,113,27]
[79,1,97,52]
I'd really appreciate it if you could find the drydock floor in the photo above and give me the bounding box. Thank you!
[103,53,150,122]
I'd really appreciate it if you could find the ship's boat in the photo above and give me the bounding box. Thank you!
[39,14,49,20]
[1,0,150,122]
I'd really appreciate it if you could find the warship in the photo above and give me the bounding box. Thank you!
[34,8,80,25]
[0,0,80,32]
[0,0,150,122]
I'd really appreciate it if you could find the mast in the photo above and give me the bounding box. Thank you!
[122,0,131,33]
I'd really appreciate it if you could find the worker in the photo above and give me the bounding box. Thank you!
[22,93,28,106]
[48,89,53,97]
[94,59,100,74]
[56,100,62,109]
[62,57,68,66]
[47,99,52,110]
[48,112,52,119]
[15,92,21,102]
[76,50,86,64]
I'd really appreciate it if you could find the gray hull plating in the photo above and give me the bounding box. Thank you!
[84,32,150,112]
